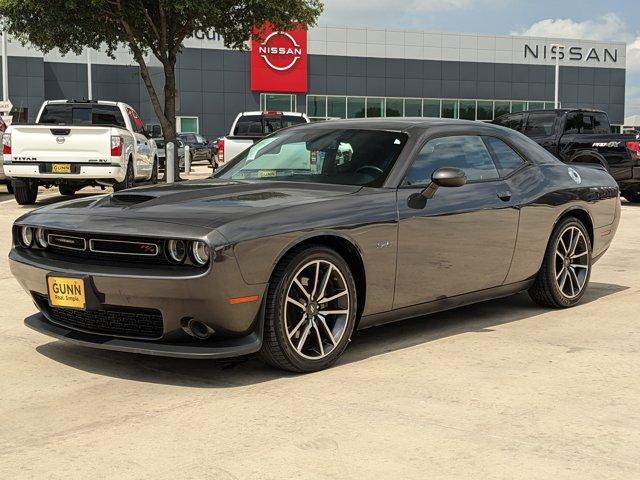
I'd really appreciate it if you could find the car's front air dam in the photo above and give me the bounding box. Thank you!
[24,312,263,359]
[9,248,267,340]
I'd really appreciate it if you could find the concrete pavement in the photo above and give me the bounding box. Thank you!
[0,173,639,479]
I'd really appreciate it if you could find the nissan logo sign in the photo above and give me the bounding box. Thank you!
[258,31,303,71]
[56,136,65,144]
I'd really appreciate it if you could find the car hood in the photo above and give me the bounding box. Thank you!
[29,179,362,229]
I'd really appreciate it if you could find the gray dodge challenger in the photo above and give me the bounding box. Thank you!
[10,118,620,372]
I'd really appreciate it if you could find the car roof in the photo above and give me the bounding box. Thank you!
[292,117,493,131]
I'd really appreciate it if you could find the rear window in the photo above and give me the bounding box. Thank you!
[523,113,556,136]
[233,114,306,136]
[495,113,524,132]
[39,104,126,127]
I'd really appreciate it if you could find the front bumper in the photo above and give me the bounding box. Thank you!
[10,245,268,355]
[25,312,262,359]
[3,163,126,182]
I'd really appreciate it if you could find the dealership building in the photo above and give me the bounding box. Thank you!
[0,26,627,137]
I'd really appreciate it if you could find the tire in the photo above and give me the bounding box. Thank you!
[259,245,358,372]
[150,157,158,184]
[529,217,592,308]
[5,181,13,194]
[623,188,640,203]
[58,184,79,196]
[12,179,38,205]
[113,159,134,192]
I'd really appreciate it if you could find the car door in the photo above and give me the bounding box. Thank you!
[394,134,520,309]
[125,106,151,177]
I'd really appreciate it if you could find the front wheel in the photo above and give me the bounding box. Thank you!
[5,181,13,194]
[529,217,592,308]
[12,179,39,205]
[259,246,358,372]
[150,157,158,184]
[58,184,79,196]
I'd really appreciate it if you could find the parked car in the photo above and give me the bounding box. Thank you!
[493,109,640,202]
[2,100,158,204]
[216,111,310,166]
[0,116,12,192]
[153,137,185,172]
[177,132,214,165]
[11,118,619,372]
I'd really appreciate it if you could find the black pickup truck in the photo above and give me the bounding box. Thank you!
[493,109,640,202]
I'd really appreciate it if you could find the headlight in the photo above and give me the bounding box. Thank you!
[190,241,210,266]
[19,226,33,247]
[35,228,48,248]
[166,239,186,263]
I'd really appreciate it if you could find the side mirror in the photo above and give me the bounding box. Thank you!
[408,167,467,209]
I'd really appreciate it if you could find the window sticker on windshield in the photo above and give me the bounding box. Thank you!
[258,170,277,178]
[310,150,318,174]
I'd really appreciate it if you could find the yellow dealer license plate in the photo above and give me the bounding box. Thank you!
[47,276,86,309]
[52,163,71,174]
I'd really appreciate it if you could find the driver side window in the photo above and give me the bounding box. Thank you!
[404,135,499,186]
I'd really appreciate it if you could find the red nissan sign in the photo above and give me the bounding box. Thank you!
[250,24,308,93]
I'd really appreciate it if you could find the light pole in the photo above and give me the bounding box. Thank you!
[552,43,565,109]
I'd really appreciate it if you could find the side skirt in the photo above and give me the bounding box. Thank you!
[357,279,534,330]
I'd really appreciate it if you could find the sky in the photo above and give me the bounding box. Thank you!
[318,0,640,118]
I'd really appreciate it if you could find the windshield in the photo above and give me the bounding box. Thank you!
[216,128,407,187]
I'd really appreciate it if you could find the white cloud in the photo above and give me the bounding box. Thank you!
[513,13,626,42]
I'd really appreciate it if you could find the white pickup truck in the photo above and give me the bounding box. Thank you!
[2,100,158,204]
[216,111,309,166]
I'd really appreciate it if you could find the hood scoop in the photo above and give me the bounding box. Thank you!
[110,193,159,205]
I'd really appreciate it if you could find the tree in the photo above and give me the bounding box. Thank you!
[0,0,323,179]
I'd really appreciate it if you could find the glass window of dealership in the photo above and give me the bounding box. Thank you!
[261,93,557,121]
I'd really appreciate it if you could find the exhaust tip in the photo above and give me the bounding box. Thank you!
[181,318,215,340]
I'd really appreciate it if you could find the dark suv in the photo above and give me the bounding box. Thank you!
[493,109,640,202]
[177,133,214,165]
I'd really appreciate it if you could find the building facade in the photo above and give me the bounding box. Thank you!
[0,26,627,138]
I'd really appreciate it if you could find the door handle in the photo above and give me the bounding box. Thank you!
[497,190,512,201]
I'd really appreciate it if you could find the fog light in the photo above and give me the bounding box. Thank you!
[167,239,186,263]
[190,241,210,266]
[35,228,48,248]
[19,226,33,248]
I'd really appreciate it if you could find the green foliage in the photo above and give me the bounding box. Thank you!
[0,0,323,60]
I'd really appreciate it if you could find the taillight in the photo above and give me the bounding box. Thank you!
[217,139,224,164]
[2,133,11,155]
[626,141,640,161]
[111,135,123,157]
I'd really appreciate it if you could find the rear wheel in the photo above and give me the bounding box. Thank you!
[623,188,640,203]
[259,245,358,372]
[529,217,592,308]
[58,184,79,196]
[12,179,39,205]
[113,159,134,191]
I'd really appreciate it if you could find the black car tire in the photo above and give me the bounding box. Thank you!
[113,159,134,192]
[13,179,39,205]
[58,184,79,196]
[259,245,358,373]
[5,180,13,194]
[623,188,640,203]
[529,217,592,308]
[150,157,158,184]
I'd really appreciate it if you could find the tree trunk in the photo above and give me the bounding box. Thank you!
[163,57,181,181]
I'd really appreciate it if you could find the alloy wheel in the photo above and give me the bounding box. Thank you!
[554,226,590,299]
[284,259,350,360]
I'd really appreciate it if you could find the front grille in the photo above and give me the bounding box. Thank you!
[34,294,163,339]
[45,230,169,265]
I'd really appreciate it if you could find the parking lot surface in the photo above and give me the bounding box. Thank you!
[1,173,639,479]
